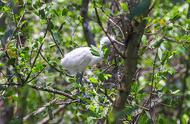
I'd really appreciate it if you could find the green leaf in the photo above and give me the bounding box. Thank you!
[0,62,4,67]
[120,2,128,12]
[2,6,11,13]
[130,0,151,19]
[104,74,112,80]
[103,46,109,58]
[158,48,162,60]
[98,73,112,81]
[182,114,189,124]
[62,8,68,16]
[32,63,45,73]
[89,104,96,112]
[49,43,56,48]
[39,9,45,19]
[98,73,104,81]
[90,45,100,56]
[89,77,98,84]
[170,89,180,94]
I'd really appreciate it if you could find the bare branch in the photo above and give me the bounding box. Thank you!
[37,99,78,124]
[23,99,57,121]
[131,96,162,124]
[108,18,125,39]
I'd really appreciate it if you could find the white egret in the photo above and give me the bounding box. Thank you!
[61,36,113,83]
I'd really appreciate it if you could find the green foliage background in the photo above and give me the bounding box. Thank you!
[0,0,190,123]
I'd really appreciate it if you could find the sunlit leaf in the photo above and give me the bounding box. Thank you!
[120,2,128,12]
[89,77,98,84]
[90,45,100,56]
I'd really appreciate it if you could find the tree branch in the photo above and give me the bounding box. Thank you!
[28,84,75,100]
[37,99,78,124]
[23,99,57,121]
[49,29,64,57]
[1,83,75,100]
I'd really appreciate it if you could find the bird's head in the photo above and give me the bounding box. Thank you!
[100,36,114,49]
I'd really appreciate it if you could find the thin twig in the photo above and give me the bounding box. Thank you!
[108,18,125,39]
[49,30,64,57]
[23,99,57,121]
[37,99,78,124]
[39,52,63,73]
[26,65,46,83]
[132,96,162,124]
[149,48,158,121]
[39,51,73,77]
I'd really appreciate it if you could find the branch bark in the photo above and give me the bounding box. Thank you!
[112,22,147,123]
[37,99,78,124]
[1,83,75,100]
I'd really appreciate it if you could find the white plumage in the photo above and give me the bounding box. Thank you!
[61,36,112,75]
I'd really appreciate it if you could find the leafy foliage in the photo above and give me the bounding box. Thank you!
[0,0,190,124]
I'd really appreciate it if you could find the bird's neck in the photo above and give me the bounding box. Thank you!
[99,44,105,58]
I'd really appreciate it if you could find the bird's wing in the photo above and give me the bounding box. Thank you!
[74,48,92,72]
[61,47,92,73]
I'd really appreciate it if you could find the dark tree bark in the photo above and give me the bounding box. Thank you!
[81,0,96,46]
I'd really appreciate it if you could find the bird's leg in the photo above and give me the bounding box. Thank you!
[76,72,83,84]
[76,72,83,93]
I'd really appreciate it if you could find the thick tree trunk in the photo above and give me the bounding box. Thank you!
[112,21,146,123]
[110,0,151,123]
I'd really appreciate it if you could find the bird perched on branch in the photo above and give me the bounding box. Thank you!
[61,36,114,83]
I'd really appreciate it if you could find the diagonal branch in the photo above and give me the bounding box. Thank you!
[23,99,57,121]
[49,29,64,57]
[26,65,46,83]
[37,99,78,124]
